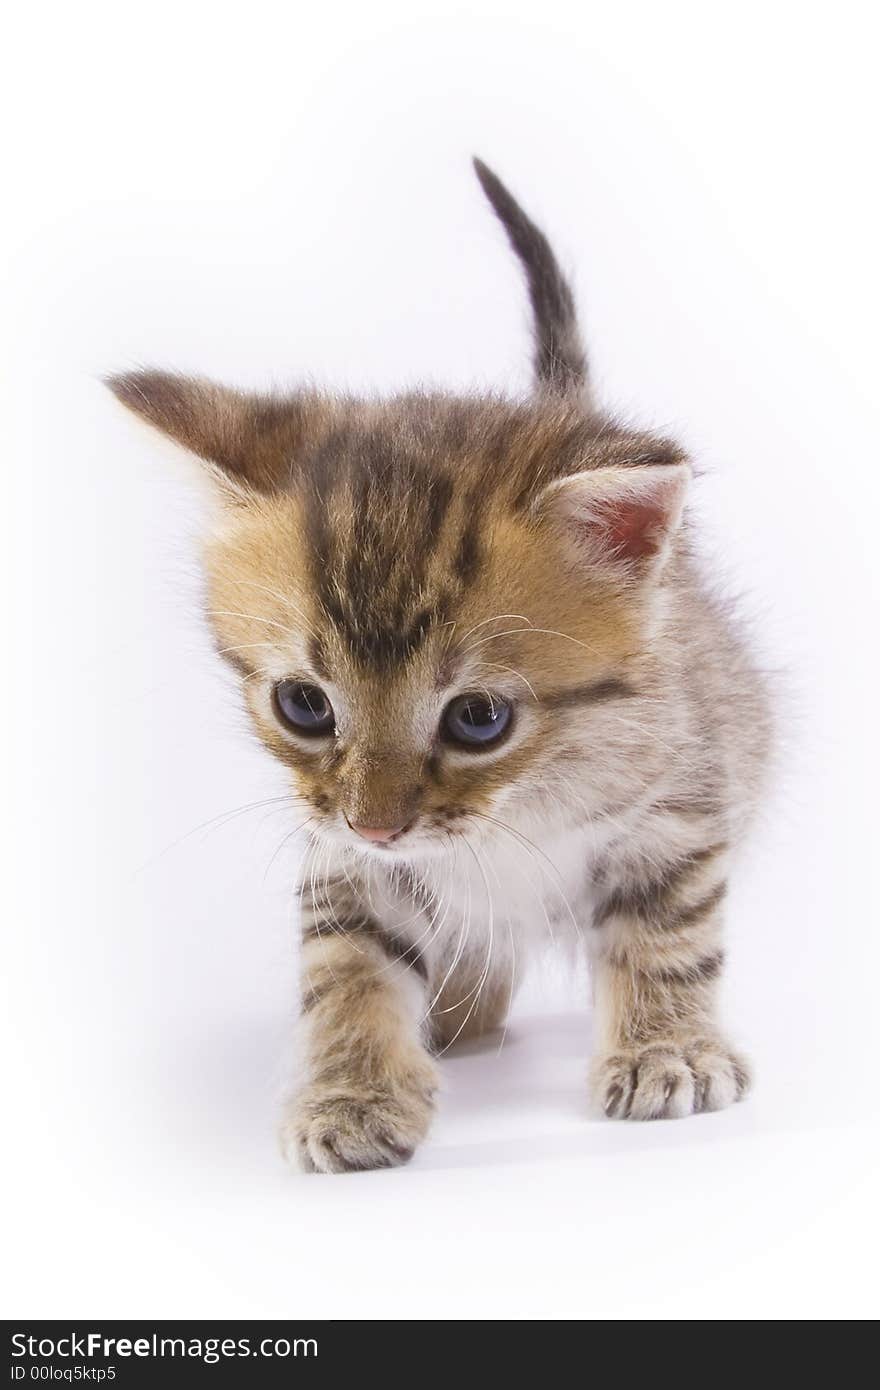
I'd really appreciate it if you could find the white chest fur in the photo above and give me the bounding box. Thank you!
[403,812,621,958]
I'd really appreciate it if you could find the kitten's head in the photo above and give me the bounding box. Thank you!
[108,163,690,859]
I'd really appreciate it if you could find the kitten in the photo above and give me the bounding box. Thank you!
[109,159,771,1173]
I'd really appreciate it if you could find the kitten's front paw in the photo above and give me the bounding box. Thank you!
[592,1036,751,1121]
[282,1067,438,1174]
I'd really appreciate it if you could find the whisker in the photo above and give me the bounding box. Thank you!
[471,841,517,1054]
[215,640,281,657]
[423,840,471,1021]
[433,839,496,1054]
[475,661,540,702]
[208,609,294,634]
[136,794,304,873]
[232,579,319,632]
[240,665,277,684]
[603,715,702,773]
[460,626,600,658]
[452,613,533,649]
[263,816,315,882]
[299,836,346,989]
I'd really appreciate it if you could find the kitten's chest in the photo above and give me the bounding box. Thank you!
[415,817,614,942]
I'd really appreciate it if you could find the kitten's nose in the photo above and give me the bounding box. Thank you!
[347,820,410,844]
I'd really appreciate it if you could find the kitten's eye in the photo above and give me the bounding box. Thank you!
[442,694,512,748]
[274,680,335,736]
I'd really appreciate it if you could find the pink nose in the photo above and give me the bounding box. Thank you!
[348,821,409,844]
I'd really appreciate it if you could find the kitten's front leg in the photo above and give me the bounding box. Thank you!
[282,873,438,1173]
[589,842,751,1120]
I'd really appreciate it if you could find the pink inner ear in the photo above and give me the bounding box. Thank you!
[595,497,668,562]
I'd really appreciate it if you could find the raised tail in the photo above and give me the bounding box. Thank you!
[473,157,589,398]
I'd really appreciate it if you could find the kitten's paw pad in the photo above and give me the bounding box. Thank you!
[282,1076,437,1174]
[592,1038,750,1121]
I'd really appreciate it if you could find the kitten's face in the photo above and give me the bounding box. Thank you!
[194,395,685,860]
[108,165,691,862]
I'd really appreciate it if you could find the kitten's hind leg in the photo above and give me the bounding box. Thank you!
[282,876,438,1174]
[429,956,516,1051]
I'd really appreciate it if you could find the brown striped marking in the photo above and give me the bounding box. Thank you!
[542,678,636,710]
[301,970,383,1013]
[303,912,429,982]
[651,795,723,819]
[650,950,725,987]
[593,844,728,929]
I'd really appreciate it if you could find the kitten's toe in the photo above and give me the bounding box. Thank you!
[686,1040,751,1112]
[592,1036,750,1121]
[594,1054,637,1119]
[281,1078,435,1174]
[628,1045,697,1120]
[593,1045,693,1120]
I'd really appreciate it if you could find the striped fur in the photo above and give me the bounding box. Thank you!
[108,160,772,1171]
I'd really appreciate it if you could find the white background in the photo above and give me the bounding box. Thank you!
[3,0,879,1320]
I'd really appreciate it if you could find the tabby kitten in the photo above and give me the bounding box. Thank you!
[109,159,771,1173]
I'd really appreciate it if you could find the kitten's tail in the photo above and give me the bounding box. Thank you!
[473,157,589,400]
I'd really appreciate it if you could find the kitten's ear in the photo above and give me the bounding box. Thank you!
[538,460,690,577]
[106,369,309,501]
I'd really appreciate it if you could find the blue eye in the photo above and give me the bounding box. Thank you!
[442,694,512,748]
[274,680,335,735]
